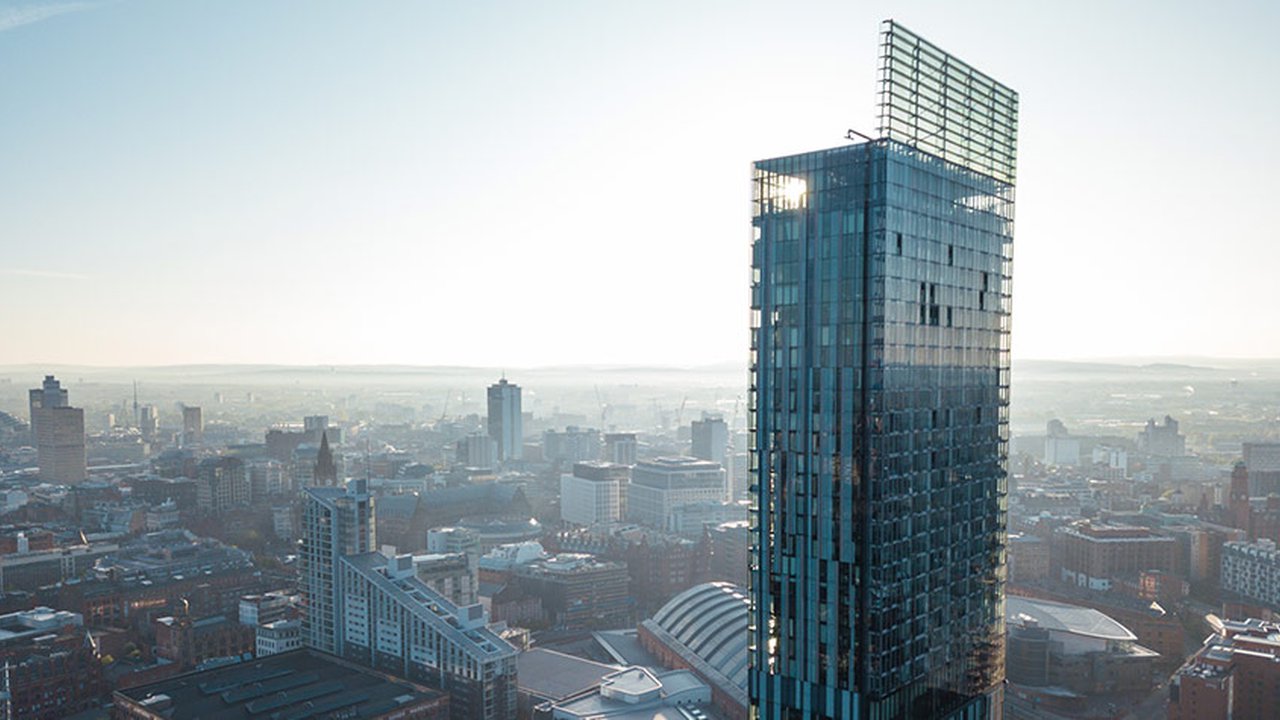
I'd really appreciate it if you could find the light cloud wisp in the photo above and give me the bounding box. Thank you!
[0,2,94,33]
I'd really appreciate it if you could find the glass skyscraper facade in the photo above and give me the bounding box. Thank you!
[748,21,1017,720]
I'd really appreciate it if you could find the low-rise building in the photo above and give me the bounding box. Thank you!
[1007,533,1049,583]
[513,554,631,631]
[238,590,295,626]
[154,613,255,670]
[1004,596,1158,695]
[1056,521,1178,591]
[638,582,748,720]
[550,526,704,616]
[627,457,726,531]
[560,462,628,526]
[113,648,449,720]
[535,667,711,720]
[1169,617,1280,720]
[0,606,106,720]
[256,618,301,657]
[517,648,621,719]
[412,552,478,607]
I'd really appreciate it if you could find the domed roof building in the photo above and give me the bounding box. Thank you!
[638,581,748,719]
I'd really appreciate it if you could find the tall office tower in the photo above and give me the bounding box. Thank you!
[181,405,204,446]
[486,378,523,462]
[27,375,69,442]
[29,375,86,484]
[34,406,87,484]
[749,21,1016,720]
[691,413,729,466]
[139,405,158,442]
[603,432,638,466]
[300,479,376,655]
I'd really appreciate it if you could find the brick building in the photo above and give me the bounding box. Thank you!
[1170,617,1280,720]
[1056,521,1178,590]
[153,613,255,670]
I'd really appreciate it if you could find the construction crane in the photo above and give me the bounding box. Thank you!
[674,396,689,430]
[438,389,453,423]
[594,385,609,427]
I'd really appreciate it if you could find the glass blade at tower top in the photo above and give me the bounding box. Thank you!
[877,19,1019,184]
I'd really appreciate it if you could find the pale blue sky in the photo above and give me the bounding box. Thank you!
[2,0,1277,366]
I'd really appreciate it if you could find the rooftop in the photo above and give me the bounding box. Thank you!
[0,606,82,643]
[550,668,710,720]
[1006,596,1136,642]
[642,582,748,711]
[113,649,445,720]
[517,648,621,701]
[341,552,517,662]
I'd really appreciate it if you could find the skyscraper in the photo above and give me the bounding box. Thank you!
[691,413,729,466]
[487,377,523,462]
[28,374,68,441]
[29,375,86,485]
[749,20,1016,720]
[181,405,203,446]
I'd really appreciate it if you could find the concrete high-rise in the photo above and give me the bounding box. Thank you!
[182,405,203,446]
[690,413,729,467]
[301,479,518,720]
[29,375,86,485]
[34,407,86,484]
[27,374,68,441]
[749,21,1016,720]
[138,405,158,442]
[603,432,638,466]
[486,377,522,462]
[301,479,376,655]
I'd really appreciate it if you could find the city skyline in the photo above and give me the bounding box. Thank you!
[3,0,1279,367]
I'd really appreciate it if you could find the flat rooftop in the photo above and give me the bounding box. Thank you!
[518,647,621,701]
[114,649,445,720]
[1007,596,1136,642]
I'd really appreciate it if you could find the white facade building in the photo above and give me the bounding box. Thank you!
[627,457,726,531]
[1223,539,1280,610]
[301,479,518,720]
[339,552,519,720]
[256,618,302,657]
[300,480,376,655]
[487,378,523,463]
[560,462,628,526]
